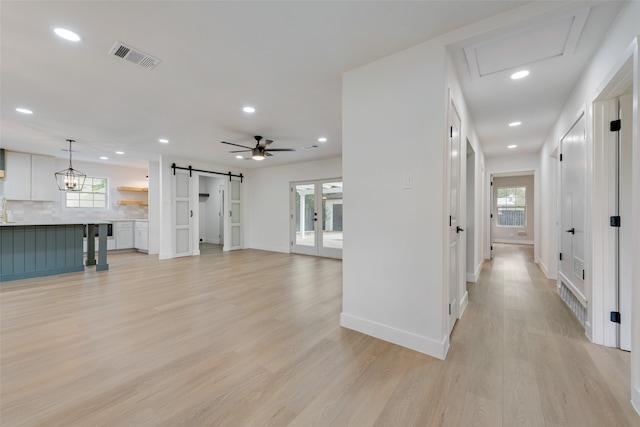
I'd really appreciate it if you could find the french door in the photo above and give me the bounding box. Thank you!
[290,180,343,259]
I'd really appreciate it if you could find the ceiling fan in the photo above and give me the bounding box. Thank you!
[221,136,295,161]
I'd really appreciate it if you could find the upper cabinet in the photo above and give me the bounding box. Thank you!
[2,152,57,201]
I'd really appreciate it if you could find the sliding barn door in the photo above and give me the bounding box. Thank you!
[173,169,192,257]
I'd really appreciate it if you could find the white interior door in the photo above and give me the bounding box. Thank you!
[173,169,192,257]
[290,180,343,259]
[559,114,587,304]
[448,102,462,333]
[618,94,632,351]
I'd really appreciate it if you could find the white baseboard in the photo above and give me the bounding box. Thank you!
[249,244,290,254]
[340,312,447,360]
[632,385,640,416]
[493,238,534,245]
[466,262,482,283]
[459,291,469,317]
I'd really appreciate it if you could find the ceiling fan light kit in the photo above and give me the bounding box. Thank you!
[221,135,295,161]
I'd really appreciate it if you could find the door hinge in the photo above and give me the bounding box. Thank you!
[582,269,585,280]
[490,213,493,219]
[450,126,453,138]
[449,303,452,315]
[449,215,452,227]
[610,119,621,132]
[559,252,563,261]
[610,216,621,227]
[490,181,493,186]
[610,311,621,324]
[559,153,563,161]
[490,245,493,251]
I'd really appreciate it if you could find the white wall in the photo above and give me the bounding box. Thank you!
[246,157,341,253]
[534,1,640,412]
[491,175,534,245]
[342,31,460,359]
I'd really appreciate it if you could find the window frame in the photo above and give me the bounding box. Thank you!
[64,176,109,209]
[496,186,526,228]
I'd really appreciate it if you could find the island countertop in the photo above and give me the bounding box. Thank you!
[0,221,112,227]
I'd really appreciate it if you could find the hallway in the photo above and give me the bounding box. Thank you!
[451,243,637,425]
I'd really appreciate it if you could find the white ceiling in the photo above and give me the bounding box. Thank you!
[0,1,625,170]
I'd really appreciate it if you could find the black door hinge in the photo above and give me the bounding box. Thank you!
[449,215,452,226]
[610,119,621,132]
[449,303,452,315]
[490,213,493,219]
[582,270,585,280]
[450,126,453,138]
[611,311,621,324]
[559,252,563,261]
[560,153,563,161]
[610,216,621,227]
[490,245,493,251]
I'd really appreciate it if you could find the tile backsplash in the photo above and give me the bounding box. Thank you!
[5,200,148,222]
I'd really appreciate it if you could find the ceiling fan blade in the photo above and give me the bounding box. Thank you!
[264,139,274,146]
[221,141,253,149]
[265,152,274,157]
[229,149,251,153]
[265,148,295,152]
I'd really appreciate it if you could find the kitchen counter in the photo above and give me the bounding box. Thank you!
[0,221,111,226]
[0,222,109,282]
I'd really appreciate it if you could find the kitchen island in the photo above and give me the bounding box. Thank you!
[0,222,109,282]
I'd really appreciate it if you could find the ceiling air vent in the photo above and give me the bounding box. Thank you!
[108,41,160,70]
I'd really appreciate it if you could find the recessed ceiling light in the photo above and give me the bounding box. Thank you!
[115,151,124,155]
[53,27,81,42]
[509,121,522,127]
[508,145,517,149]
[243,106,255,113]
[16,107,33,114]
[510,70,530,80]
[100,156,109,160]
[318,137,327,142]
[236,155,243,159]
[159,138,169,143]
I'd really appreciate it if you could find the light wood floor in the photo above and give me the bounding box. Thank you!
[1,244,638,426]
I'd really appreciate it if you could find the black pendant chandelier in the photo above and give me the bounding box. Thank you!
[55,139,86,191]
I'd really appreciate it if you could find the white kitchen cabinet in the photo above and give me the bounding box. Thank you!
[134,220,149,252]
[115,221,134,249]
[3,151,56,201]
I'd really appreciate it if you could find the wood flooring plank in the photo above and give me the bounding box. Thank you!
[1,244,638,426]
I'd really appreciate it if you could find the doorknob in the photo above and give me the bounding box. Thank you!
[566,228,575,234]
[456,226,464,233]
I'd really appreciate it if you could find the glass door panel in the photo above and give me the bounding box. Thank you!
[294,184,316,250]
[320,182,343,253]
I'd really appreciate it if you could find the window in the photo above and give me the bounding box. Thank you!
[65,177,108,208]
[496,186,526,227]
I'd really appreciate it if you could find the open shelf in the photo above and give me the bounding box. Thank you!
[117,186,148,192]
[118,200,148,206]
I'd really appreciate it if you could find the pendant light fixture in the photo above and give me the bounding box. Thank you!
[55,139,86,191]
